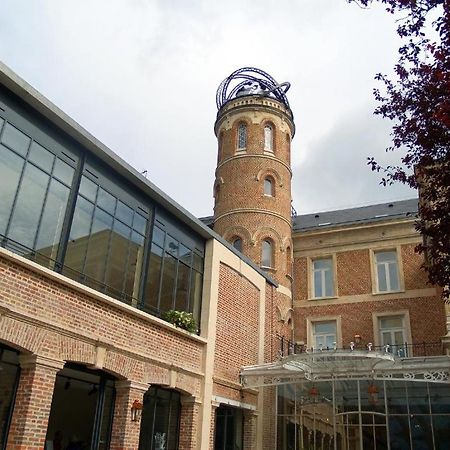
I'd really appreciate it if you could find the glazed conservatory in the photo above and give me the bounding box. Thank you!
[240,349,450,450]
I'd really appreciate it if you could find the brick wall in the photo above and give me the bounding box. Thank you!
[0,254,204,385]
[336,249,372,296]
[293,240,445,353]
[214,263,260,384]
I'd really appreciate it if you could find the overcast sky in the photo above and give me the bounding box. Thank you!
[0,0,416,217]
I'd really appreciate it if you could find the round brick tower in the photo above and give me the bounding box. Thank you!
[213,68,295,290]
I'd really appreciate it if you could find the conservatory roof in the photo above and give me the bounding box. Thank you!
[240,351,450,388]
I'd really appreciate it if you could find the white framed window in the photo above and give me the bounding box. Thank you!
[264,125,273,151]
[312,321,337,350]
[261,239,273,268]
[312,258,334,298]
[263,177,274,196]
[237,123,247,150]
[375,250,400,292]
[378,315,408,356]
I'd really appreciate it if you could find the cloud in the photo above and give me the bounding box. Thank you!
[293,107,416,214]
[0,0,411,218]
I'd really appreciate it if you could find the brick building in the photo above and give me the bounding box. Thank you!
[0,63,449,450]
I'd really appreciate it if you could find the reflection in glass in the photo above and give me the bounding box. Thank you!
[1,122,30,156]
[65,196,94,274]
[144,244,163,313]
[35,179,70,266]
[79,175,98,202]
[175,262,189,311]
[28,141,54,172]
[65,189,146,304]
[116,201,133,227]
[97,188,116,215]
[144,224,203,324]
[84,207,113,281]
[53,158,75,185]
[160,253,176,313]
[8,164,49,248]
[0,146,24,235]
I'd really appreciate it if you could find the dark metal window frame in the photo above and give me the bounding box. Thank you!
[0,88,205,326]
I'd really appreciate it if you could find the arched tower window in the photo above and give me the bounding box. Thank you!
[261,239,273,268]
[264,124,273,152]
[232,237,243,252]
[264,177,274,197]
[286,245,292,276]
[237,123,247,150]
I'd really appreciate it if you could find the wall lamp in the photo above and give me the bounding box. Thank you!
[131,399,143,422]
[354,334,362,345]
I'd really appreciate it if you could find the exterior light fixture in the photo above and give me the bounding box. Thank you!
[131,399,143,422]
[354,334,362,345]
[368,383,379,405]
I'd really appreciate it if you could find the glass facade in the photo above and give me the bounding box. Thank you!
[277,379,450,450]
[0,92,204,328]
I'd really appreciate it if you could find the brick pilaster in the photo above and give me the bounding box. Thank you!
[6,354,64,450]
[178,396,201,450]
[110,380,149,450]
[243,409,258,450]
[209,401,220,450]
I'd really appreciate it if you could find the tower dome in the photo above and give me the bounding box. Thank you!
[213,67,295,289]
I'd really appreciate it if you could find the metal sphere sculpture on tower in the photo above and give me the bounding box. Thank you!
[216,67,292,111]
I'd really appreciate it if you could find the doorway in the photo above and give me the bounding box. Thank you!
[45,363,115,450]
[0,344,20,450]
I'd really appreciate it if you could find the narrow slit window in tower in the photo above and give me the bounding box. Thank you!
[264,125,273,151]
[261,239,273,268]
[264,177,274,196]
[237,123,247,150]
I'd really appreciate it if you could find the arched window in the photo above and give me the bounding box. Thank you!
[261,239,273,268]
[237,123,247,150]
[264,125,273,151]
[286,246,292,276]
[232,237,242,252]
[264,177,274,196]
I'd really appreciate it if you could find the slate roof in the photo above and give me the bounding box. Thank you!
[293,198,418,232]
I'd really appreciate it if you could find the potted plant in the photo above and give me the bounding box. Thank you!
[162,310,197,333]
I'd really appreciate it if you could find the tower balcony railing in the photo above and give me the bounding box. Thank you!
[277,334,445,359]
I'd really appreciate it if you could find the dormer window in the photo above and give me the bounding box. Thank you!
[237,123,247,150]
[264,125,273,152]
